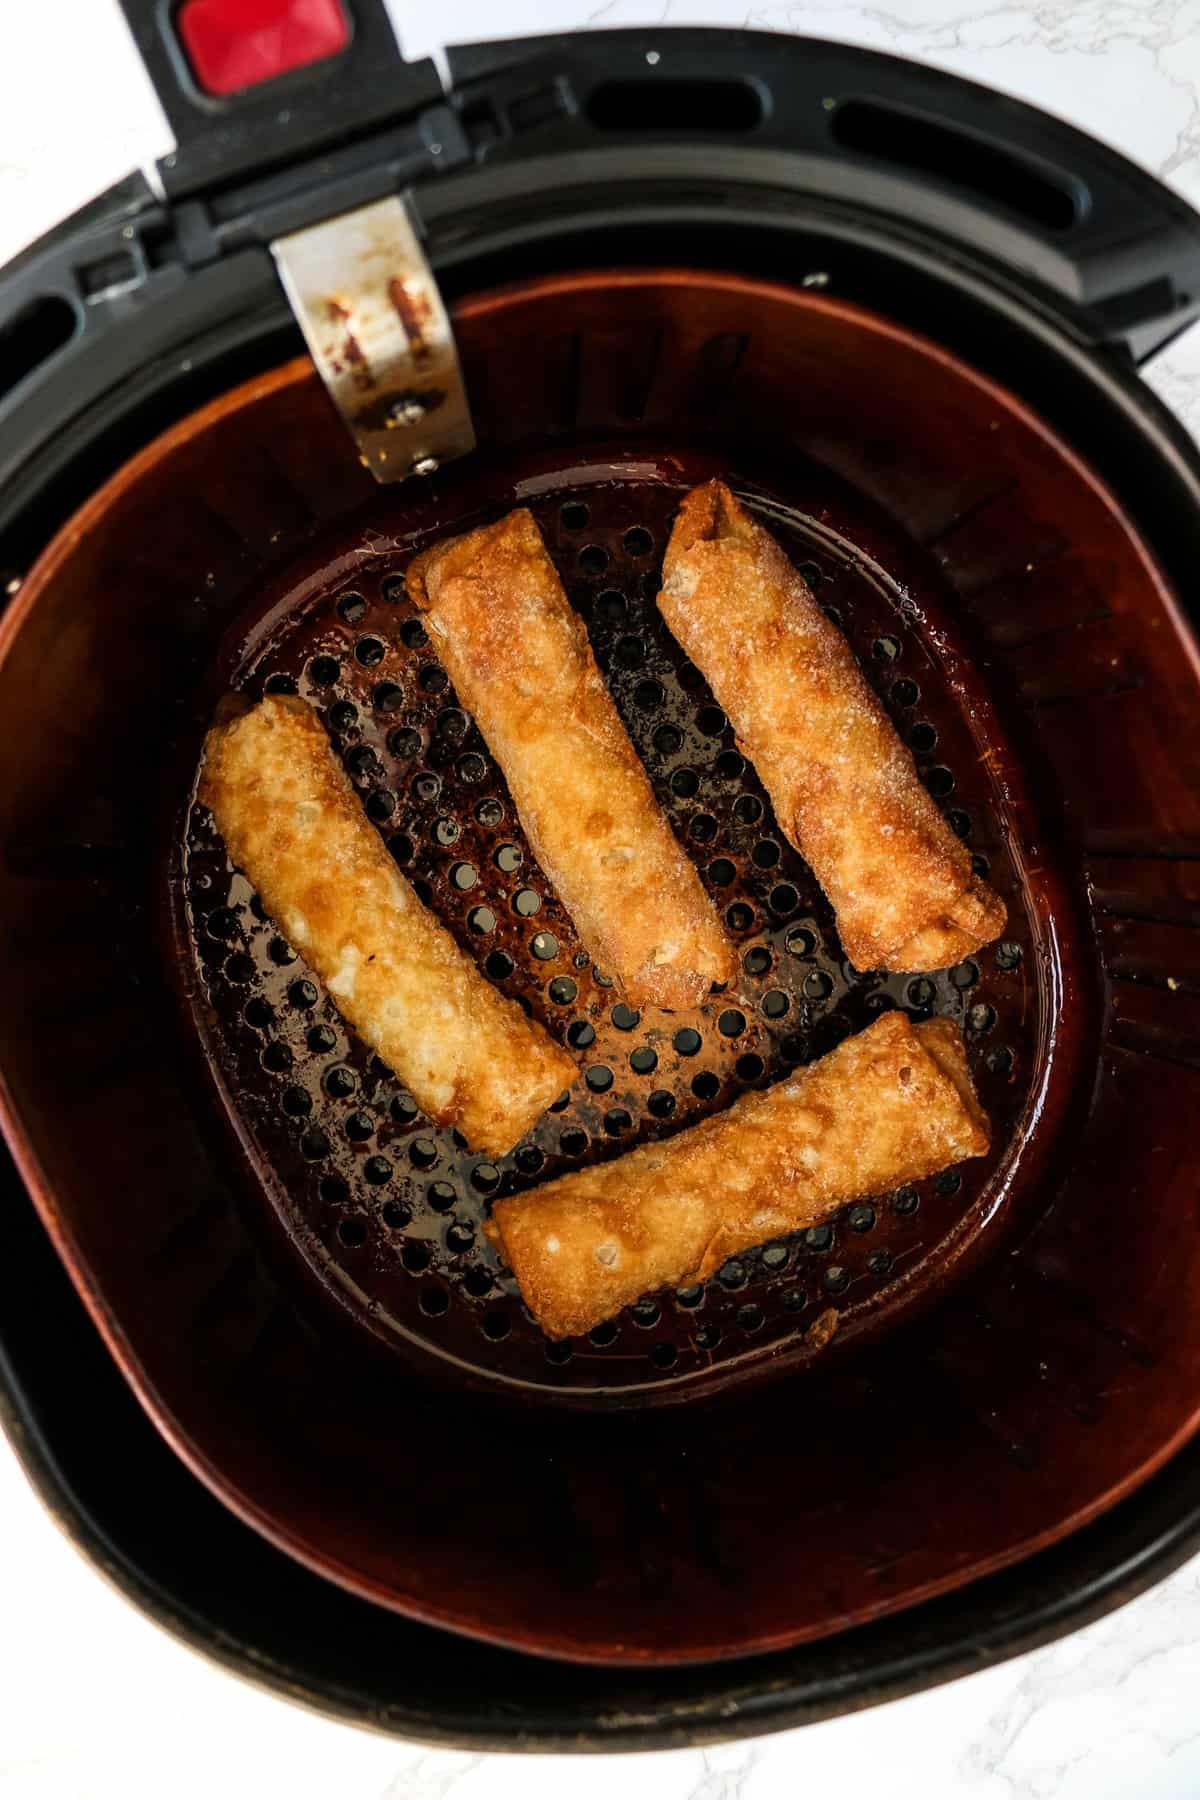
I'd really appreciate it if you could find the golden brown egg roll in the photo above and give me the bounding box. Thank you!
[407,510,734,1010]
[658,480,1006,972]
[488,1010,989,1339]
[199,695,575,1158]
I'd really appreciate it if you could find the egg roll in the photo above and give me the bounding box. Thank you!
[488,1010,989,1339]
[407,510,734,1010]
[199,695,575,1158]
[658,480,1006,972]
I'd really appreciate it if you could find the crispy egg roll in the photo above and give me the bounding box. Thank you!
[407,510,734,1010]
[658,480,1006,972]
[489,1010,988,1339]
[200,695,575,1158]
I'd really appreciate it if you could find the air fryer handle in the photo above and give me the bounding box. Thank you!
[114,0,444,198]
[447,29,1200,365]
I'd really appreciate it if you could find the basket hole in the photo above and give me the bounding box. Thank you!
[634,678,665,710]
[323,1065,356,1099]
[893,1186,920,1215]
[568,1020,596,1050]
[399,617,428,648]
[561,501,589,531]
[427,1180,457,1212]
[402,1241,431,1273]
[589,1319,618,1347]
[726,901,755,932]
[472,1163,501,1193]
[364,1156,392,1186]
[579,545,609,575]
[309,654,340,686]
[671,767,699,798]
[485,950,514,980]
[355,636,385,667]
[585,1064,614,1093]
[648,1089,676,1118]
[464,1266,494,1297]
[382,1199,410,1229]
[389,727,422,761]
[736,1052,765,1081]
[737,1302,765,1333]
[549,976,578,1006]
[338,1216,368,1248]
[848,1202,876,1232]
[513,887,541,916]
[651,1341,678,1370]
[673,1027,702,1057]
[743,945,772,975]
[708,857,736,886]
[337,592,366,625]
[597,589,627,622]
[716,749,745,780]
[476,797,504,828]
[630,1046,658,1075]
[653,723,682,755]
[692,1071,720,1101]
[873,635,901,662]
[909,721,937,753]
[604,1108,632,1135]
[531,931,559,962]
[623,526,654,556]
[762,988,790,1019]
[419,665,448,695]
[891,677,919,707]
[420,1286,449,1317]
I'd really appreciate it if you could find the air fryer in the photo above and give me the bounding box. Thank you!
[1,0,1200,1738]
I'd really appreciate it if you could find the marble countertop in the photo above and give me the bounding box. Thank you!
[2,2,1199,1794]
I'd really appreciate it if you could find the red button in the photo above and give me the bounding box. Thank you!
[178,0,351,98]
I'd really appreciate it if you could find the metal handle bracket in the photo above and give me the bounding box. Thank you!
[271,195,475,483]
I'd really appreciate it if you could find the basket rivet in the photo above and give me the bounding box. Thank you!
[391,397,428,426]
[411,455,440,476]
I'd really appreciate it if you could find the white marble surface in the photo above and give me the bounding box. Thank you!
[2,0,1200,1793]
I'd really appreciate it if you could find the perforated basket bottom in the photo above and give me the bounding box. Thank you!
[173,443,1048,1401]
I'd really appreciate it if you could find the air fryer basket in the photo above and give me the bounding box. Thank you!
[1,266,1198,1665]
